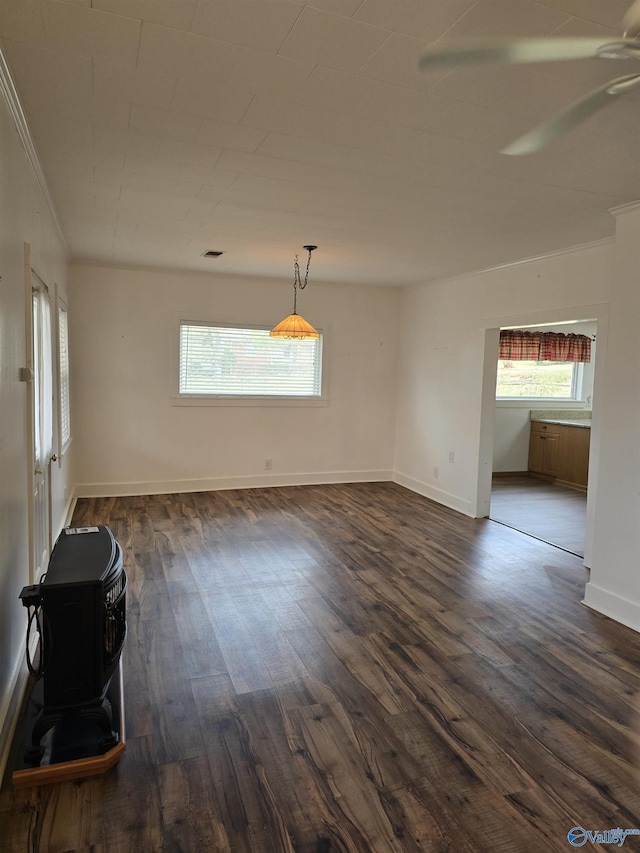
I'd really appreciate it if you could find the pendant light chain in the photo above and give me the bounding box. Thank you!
[292,246,314,315]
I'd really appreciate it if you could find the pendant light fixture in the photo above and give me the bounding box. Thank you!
[270,245,320,339]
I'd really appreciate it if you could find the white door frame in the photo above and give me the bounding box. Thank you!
[25,245,55,583]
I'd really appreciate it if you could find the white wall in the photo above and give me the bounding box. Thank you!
[584,205,640,631]
[493,319,597,473]
[0,58,71,773]
[492,407,533,473]
[70,264,399,495]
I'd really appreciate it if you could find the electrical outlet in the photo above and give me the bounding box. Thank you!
[433,466,439,479]
[449,451,455,464]
[264,458,272,471]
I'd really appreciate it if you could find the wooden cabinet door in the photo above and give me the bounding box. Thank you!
[529,431,545,473]
[542,433,559,476]
[557,425,590,488]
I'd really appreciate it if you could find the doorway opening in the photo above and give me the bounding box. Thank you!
[490,319,595,557]
[475,305,607,568]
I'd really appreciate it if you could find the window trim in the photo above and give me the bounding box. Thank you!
[172,318,328,407]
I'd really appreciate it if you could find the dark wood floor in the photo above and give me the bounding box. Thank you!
[490,476,587,557]
[1,483,639,852]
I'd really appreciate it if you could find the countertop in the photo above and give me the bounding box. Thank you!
[531,418,591,428]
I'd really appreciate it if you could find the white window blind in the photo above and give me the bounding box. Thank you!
[179,322,322,397]
[58,302,71,449]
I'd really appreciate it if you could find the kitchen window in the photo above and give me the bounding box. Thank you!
[496,359,579,400]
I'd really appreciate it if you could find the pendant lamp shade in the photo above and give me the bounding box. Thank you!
[270,245,319,340]
[269,313,320,339]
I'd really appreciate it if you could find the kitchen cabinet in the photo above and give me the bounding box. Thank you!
[528,421,590,490]
[529,421,560,476]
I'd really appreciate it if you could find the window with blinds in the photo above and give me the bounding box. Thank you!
[179,322,323,397]
[58,301,71,449]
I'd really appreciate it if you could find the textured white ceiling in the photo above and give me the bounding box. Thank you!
[1,0,639,286]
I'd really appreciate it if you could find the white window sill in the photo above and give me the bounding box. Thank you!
[171,395,328,408]
[496,398,583,407]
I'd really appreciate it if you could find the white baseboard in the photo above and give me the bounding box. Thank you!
[583,582,640,634]
[0,651,28,785]
[74,470,394,499]
[63,487,77,526]
[392,471,473,517]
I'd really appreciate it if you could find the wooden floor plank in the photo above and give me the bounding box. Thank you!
[168,587,227,679]
[1,483,638,852]
[158,756,231,852]
[93,734,163,853]
[118,605,153,740]
[236,689,372,852]
[287,702,405,851]
[190,676,298,852]
[142,615,207,765]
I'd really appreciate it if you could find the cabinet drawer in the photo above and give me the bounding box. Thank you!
[530,421,560,437]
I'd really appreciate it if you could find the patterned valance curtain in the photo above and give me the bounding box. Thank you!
[499,330,591,362]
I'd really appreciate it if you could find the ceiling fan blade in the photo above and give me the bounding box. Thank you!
[622,0,640,37]
[501,73,640,155]
[418,37,638,69]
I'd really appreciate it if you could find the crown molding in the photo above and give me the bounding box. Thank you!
[609,200,640,217]
[420,236,615,288]
[0,42,69,254]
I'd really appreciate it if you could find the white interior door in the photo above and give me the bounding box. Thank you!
[31,274,54,581]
